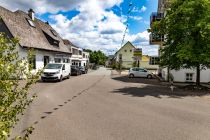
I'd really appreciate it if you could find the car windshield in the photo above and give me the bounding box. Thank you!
[45,64,62,69]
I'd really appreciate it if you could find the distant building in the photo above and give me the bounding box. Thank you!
[114,41,136,68]
[140,55,159,74]
[63,39,89,67]
[106,55,114,67]
[113,41,159,72]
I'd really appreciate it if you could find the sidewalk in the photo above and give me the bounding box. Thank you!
[111,70,129,75]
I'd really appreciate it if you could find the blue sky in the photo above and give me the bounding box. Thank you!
[0,0,159,55]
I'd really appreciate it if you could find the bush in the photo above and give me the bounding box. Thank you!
[0,33,42,139]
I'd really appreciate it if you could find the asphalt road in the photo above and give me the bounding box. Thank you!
[12,67,210,140]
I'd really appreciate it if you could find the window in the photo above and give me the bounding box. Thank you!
[26,18,35,27]
[42,31,59,47]
[54,58,61,63]
[119,54,122,60]
[63,58,70,63]
[132,68,139,71]
[139,68,145,72]
[186,73,193,81]
[79,51,82,55]
[149,57,159,65]
[124,50,127,52]
[44,56,49,66]
[51,30,57,36]
[62,65,65,70]
[29,55,36,69]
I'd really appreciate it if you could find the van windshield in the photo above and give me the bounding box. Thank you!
[45,64,62,69]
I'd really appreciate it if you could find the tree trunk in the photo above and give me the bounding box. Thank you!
[167,67,170,82]
[196,65,200,86]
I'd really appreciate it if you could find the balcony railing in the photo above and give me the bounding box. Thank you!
[150,12,164,25]
[149,33,164,45]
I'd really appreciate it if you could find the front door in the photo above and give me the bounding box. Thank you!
[44,56,50,67]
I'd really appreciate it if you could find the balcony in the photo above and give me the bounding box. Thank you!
[149,33,164,45]
[150,12,164,25]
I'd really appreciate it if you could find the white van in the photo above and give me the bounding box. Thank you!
[41,63,71,82]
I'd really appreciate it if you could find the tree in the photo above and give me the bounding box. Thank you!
[152,0,210,86]
[89,50,107,65]
[0,33,42,139]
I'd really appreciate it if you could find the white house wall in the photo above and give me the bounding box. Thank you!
[18,47,71,73]
[162,68,210,83]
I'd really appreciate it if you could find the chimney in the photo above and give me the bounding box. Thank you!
[28,9,35,21]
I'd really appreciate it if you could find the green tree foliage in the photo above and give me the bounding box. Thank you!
[152,0,210,85]
[0,33,42,139]
[89,50,107,65]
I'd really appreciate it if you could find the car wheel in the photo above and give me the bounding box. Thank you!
[59,75,63,82]
[67,73,70,79]
[147,74,152,79]
[129,74,134,78]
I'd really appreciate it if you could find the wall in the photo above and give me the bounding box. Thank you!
[116,43,135,68]
[162,68,210,83]
[140,55,159,70]
[18,47,71,73]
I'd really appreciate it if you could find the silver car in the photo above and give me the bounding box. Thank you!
[129,67,152,79]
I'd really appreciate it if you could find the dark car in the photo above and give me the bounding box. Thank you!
[79,66,88,74]
[71,66,82,76]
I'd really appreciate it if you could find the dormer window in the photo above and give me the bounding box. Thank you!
[51,30,57,36]
[43,31,59,47]
[26,18,35,27]
[53,40,59,46]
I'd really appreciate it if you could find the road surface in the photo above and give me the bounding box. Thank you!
[12,67,210,140]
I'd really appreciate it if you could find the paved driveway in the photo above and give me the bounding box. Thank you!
[11,67,210,140]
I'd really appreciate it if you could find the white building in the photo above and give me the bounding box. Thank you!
[63,39,89,67]
[81,51,90,67]
[150,0,210,83]
[0,7,71,72]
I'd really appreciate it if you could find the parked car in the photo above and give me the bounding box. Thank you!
[79,66,88,74]
[41,63,71,82]
[71,66,82,76]
[129,67,153,79]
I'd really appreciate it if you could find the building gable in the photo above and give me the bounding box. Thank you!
[116,41,136,55]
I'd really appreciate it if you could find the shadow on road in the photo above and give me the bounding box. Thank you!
[112,75,160,85]
[112,76,210,98]
[113,86,210,99]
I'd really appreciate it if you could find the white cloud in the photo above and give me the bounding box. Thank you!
[0,0,158,56]
[133,5,147,13]
[140,6,147,12]
[129,16,143,21]
[0,0,83,14]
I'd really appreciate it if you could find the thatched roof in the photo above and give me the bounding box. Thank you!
[63,39,80,49]
[0,6,71,54]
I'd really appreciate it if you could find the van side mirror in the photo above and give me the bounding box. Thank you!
[62,65,65,70]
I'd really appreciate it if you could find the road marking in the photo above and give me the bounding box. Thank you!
[14,75,106,138]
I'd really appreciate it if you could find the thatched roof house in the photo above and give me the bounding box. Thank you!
[0,6,71,54]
